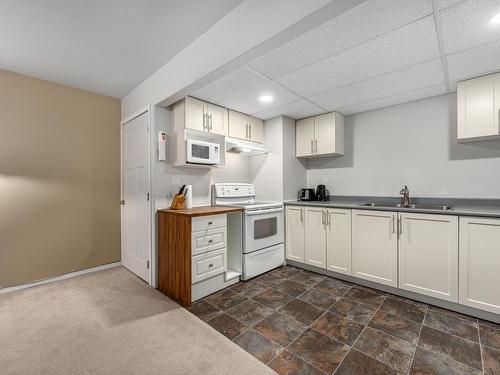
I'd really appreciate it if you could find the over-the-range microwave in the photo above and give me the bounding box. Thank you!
[186,139,220,165]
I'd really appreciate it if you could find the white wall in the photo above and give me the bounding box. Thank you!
[282,116,307,200]
[249,116,306,201]
[307,93,500,198]
[249,117,284,202]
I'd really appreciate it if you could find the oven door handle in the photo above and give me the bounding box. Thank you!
[245,208,284,216]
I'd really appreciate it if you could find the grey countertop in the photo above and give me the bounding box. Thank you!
[285,196,500,218]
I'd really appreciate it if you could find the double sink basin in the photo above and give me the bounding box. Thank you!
[362,202,453,211]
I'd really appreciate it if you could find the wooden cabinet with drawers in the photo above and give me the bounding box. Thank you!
[157,206,242,307]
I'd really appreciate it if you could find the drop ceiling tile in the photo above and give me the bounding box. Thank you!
[446,39,500,81]
[252,99,325,120]
[248,0,433,78]
[337,84,447,115]
[439,0,500,54]
[276,16,440,97]
[222,81,300,115]
[191,67,268,104]
[438,0,465,10]
[309,58,445,110]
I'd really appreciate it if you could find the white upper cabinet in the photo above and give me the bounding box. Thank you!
[398,213,458,302]
[296,112,344,157]
[326,208,352,275]
[178,97,228,136]
[459,216,500,314]
[228,110,248,140]
[205,102,227,136]
[457,72,500,141]
[228,109,264,143]
[185,97,206,132]
[285,206,305,263]
[296,117,315,157]
[248,116,264,143]
[352,210,398,287]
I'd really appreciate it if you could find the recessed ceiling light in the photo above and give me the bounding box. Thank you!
[490,11,500,25]
[259,95,274,103]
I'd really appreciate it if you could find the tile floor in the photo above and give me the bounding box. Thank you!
[188,266,500,375]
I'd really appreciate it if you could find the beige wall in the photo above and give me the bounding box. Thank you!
[0,70,121,288]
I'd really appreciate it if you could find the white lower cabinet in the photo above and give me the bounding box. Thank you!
[286,204,500,316]
[286,206,351,272]
[304,207,327,268]
[459,217,500,314]
[285,206,305,262]
[398,213,458,302]
[326,209,352,275]
[352,210,398,287]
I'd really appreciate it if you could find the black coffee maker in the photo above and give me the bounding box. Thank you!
[316,185,329,201]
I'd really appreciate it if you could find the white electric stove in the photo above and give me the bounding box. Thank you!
[212,183,285,280]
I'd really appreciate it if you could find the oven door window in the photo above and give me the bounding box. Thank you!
[254,217,278,239]
[191,144,209,159]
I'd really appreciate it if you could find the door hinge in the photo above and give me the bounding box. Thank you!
[120,200,125,205]
[147,193,150,201]
[146,260,150,269]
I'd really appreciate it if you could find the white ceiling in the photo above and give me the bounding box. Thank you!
[192,0,500,119]
[0,0,243,98]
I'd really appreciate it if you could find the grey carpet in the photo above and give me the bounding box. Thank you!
[0,266,276,375]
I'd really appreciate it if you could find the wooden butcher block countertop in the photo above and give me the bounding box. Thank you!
[157,205,243,217]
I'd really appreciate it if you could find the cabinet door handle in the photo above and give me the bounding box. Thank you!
[314,139,318,153]
[208,263,214,268]
[391,215,395,234]
[203,113,207,130]
[300,208,303,222]
[311,140,314,154]
[208,239,213,244]
[209,114,213,131]
[246,124,249,139]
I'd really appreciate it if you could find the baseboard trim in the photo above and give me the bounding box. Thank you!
[286,260,500,324]
[0,262,122,294]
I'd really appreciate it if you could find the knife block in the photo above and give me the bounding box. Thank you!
[170,194,186,210]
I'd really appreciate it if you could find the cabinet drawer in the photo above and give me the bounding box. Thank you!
[192,214,227,232]
[192,227,227,256]
[192,249,226,284]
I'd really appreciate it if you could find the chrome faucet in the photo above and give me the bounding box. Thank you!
[400,185,410,207]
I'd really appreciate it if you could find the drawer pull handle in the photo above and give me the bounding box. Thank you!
[208,239,213,244]
[208,221,213,225]
[208,263,214,268]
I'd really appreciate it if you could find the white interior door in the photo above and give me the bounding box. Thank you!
[121,112,150,282]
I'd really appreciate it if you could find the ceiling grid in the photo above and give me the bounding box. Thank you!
[192,0,500,119]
